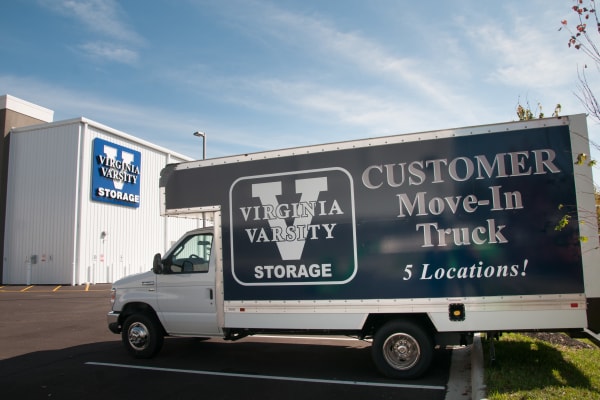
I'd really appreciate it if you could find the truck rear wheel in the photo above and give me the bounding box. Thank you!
[122,313,164,359]
[372,320,433,379]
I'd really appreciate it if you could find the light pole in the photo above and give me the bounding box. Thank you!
[193,131,206,160]
[192,131,207,228]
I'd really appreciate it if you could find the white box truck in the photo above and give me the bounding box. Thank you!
[108,114,600,378]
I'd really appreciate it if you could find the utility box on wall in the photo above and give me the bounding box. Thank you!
[2,117,198,285]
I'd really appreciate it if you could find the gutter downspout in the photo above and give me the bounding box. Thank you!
[71,122,85,285]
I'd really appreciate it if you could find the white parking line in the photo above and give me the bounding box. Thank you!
[86,362,445,391]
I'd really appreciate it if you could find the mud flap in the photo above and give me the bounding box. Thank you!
[588,297,600,334]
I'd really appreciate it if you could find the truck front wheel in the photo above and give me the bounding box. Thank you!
[372,320,433,379]
[122,313,164,359]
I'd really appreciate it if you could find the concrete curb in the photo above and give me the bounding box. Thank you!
[445,343,471,399]
[445,334,487,400]
[471,334,487,400]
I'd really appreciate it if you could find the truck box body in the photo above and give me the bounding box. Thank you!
[109,114,599,378]
[159,115,598,332]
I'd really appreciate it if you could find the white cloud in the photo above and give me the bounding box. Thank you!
[79,41,139,64]
[463,8,578,90]
[0,73,275,157]
[42,0,143,44]
[181,1,488,131]
[18,0,596,162]
[247,2,466,112]
[40,0,143,64]
[239,78,430,133]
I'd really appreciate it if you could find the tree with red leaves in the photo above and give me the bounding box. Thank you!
[559,2,600,236]
[560,0,600,122]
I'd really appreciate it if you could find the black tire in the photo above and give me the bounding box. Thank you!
[121,313,164,359]
[372,320,433,379]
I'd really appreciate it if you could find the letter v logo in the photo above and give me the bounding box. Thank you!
[252,177,328,260]
[103,145,134,190]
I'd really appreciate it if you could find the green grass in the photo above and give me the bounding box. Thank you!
[483,333,600,399]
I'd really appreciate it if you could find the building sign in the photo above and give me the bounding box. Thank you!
[91,138,141,208]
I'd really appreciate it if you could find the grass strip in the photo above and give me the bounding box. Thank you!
[483,332,600,399]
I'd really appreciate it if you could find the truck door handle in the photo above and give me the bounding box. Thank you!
[141,281,154,286]
[208,288,213,300]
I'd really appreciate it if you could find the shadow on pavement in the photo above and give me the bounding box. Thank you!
[0,337,451,399]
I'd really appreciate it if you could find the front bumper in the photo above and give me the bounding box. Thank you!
[107,311,121,334]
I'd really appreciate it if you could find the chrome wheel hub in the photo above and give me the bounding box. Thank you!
[128,322,149,350]
[383,333,420,370]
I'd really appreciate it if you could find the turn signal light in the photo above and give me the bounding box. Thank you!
[449,303,466,321]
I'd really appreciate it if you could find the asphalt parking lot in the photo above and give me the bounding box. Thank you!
[0,284,461,400]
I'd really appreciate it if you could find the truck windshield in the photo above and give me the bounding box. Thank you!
[167,233,213,273]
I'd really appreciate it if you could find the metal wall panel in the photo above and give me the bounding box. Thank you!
[3,119,197,285]
[3,123,80,284]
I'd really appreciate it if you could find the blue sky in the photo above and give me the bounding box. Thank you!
[1,0,599,170]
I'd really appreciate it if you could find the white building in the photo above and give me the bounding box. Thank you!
[1,96,199,285]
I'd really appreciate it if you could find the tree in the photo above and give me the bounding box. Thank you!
[596,190,600,231]
[516,101,561,120]
[560,0,600,123]
[514,100,600,237]
[559,1,600,236]
[560,1,600,171]
[560,1,600,173]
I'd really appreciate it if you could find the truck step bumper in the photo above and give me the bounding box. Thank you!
[107,311,121,334]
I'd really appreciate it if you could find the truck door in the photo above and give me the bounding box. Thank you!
[155,230,220,335]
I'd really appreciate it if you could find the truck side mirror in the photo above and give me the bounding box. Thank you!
[152,253,163,274]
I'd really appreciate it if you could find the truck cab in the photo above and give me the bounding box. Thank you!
[108,226,222,358]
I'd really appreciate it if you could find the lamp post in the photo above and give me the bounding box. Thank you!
[193,131,206,160]
[192,131,207,228]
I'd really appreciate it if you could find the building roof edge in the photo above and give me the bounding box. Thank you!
[0,94,54,122]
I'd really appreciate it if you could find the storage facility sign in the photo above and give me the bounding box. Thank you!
[91,138,141,208]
